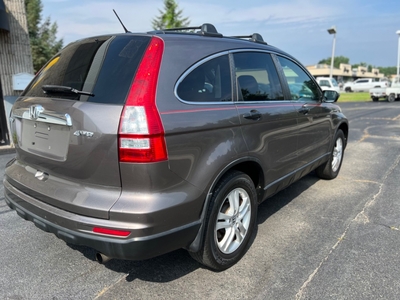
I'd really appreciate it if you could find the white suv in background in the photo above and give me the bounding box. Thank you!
[315,77,340,93]
[343,78,387,92]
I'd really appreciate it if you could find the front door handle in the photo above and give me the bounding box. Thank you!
[298,106,310,115]
[243,110,262,120]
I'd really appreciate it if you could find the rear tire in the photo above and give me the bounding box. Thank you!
[189,171,257,271]
[372,97,378,102]
[345,87,352,92]
[316,130,345,180]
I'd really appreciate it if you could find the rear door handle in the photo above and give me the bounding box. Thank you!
[243,110,262,120]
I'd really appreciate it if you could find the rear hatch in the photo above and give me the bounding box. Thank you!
[7,34,151,219]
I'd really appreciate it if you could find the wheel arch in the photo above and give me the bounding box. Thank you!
[388,93,396,102]
[187,157,264,252]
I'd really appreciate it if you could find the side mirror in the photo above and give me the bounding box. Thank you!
[322,90,340,102]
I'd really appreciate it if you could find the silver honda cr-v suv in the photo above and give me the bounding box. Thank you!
[3,24,348,271]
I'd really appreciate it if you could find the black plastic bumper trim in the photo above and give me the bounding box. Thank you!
[5,187,201,261]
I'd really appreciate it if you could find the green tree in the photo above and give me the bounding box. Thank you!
[377,66,397,77]
[318,56,350,68]
[25,0,63,72]
[152,0,190,30]
[352,62,367,69]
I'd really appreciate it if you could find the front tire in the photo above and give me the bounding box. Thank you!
[388,94,395,102]
[316,130,345,180]
[190,171,258,271]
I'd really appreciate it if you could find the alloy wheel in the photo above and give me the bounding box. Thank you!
[214,187,251,254]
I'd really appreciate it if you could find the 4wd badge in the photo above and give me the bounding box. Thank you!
[73,130,94,137]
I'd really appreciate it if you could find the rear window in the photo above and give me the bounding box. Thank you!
[22,35,151,105]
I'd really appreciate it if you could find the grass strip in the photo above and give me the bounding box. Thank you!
[338,92,371,102]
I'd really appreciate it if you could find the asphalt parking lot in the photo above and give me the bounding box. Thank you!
[1,101,400,300]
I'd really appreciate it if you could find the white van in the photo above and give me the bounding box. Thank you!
[316,77,341,93]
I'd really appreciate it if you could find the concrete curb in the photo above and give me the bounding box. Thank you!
[0,146,16,155]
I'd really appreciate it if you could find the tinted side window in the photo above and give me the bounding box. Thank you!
[277,56,321,101]
[177,55,232,102]
[233,52,284,101]
[23,36,151,105]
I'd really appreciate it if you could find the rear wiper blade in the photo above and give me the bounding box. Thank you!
[42,85,94,97]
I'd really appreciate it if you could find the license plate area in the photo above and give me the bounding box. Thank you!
[19,119,70,161]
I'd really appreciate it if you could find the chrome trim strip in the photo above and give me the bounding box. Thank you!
[12,106,73,127]
[174,49,294,106]
[174,51,234,105]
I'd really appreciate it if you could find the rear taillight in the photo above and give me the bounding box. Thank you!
[118,36,167,163]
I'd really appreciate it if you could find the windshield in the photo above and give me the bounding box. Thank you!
[331,78,339,87]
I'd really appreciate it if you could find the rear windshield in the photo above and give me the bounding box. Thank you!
[22,35,151,104]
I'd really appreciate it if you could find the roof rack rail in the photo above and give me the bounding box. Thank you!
[157,23,223,37]
[231,33,267,44]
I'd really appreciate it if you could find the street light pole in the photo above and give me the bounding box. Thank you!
[328,26,337,79]
[397,30,400,77]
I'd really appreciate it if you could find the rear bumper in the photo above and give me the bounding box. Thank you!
[370,92,386,98]
[3,179,201,260]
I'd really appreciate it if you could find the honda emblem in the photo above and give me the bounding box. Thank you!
[29,105,44,120]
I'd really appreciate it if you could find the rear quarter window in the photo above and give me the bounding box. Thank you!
[177,54,232,103]
[22,35,151,105]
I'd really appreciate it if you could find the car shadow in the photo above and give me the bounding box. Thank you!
[256,172,320,225]
[67,172,320,281]
[67,243,201,282]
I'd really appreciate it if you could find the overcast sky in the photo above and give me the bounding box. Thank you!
[41,0,400,68]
